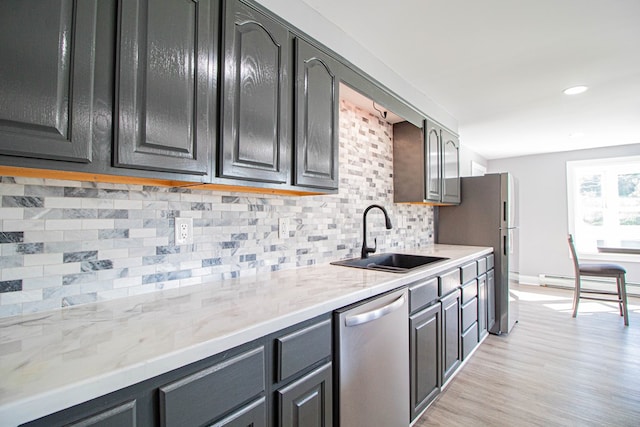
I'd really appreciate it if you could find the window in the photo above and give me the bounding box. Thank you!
[567,156,640,254]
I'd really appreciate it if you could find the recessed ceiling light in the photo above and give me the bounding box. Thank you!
[569,132,584,138]
[563,86,589,95]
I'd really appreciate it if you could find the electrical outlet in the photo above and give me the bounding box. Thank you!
[175,217,193,245]
[398,216,406,228]
[278,218,290,239]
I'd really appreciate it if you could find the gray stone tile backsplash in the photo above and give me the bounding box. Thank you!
[0,101,434,317]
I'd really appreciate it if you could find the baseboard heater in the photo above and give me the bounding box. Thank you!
[538,274,640,298]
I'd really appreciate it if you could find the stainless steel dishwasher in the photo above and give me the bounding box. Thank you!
[335,288,409,426]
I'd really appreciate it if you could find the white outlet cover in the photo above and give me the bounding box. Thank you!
[175,217,193,245]
[278,218,290,239]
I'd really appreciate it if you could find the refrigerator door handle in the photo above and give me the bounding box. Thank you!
[503,234,508,256]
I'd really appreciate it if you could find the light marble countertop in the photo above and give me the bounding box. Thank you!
[0,244,491,426]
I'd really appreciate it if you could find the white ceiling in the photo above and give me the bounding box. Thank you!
[300,0,640,159]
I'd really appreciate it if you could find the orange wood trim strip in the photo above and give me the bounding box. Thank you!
[0,166,324,196]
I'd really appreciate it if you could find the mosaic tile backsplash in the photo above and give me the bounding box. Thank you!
[0,101,434,317]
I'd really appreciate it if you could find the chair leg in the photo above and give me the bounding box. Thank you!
[616,279,624,317]
[572,276,581,318]
[618,275,629,326]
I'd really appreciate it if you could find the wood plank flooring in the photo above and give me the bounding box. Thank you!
[414,285,640,427]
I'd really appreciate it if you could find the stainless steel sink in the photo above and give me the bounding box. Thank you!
[331,253,449,273]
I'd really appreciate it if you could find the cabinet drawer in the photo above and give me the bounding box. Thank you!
[68,400,136,427]
[210,397,266,427]
[160,347,265,427]
[477,257,487,275]
[276,319,331,382]
[439,269,461,297]
[487,254,495,270]
[460,262,478,285]
[461,322,479,360]
[461,280,478,305]
[461,297,478,331]
[409,277,438,313]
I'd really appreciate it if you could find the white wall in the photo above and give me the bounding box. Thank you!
[488,143,640,284]
[459,144,488,177]
[253,0,458,133]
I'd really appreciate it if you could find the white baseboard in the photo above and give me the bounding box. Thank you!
[519,273,640,298]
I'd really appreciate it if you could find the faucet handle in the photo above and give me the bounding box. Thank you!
[368,238,378,254]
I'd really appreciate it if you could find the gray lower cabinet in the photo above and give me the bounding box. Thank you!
[220,0,290,184]
[293,38,339,190]
[274,319,332,427]
[114,0,216,176]
[441,290,461,385]
[22,314,332,427]
[276,363,332,427]
[0,0,99,163]
[409,301,441,421]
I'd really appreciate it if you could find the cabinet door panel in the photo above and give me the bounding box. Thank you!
[221,0,290,183]
[115,0,214,175]
[441,290,461,384]
[410,302,441,421]
[277,363,332,427]
[487,269,496,332]
[425,121,441,202]
[294,39,338,189]
[461,322,479,360]
[441,129,460,204]
[478,273,488,338]
[0,0,97,162]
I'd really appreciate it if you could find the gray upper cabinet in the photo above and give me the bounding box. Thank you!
[441,128,460,204]
[220,0,290,184]
[0,0,98,163]
[393,119,460,205]
[114,0,216,176]
[293,38,339,190]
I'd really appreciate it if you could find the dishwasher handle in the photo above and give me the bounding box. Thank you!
[345,294,406,327]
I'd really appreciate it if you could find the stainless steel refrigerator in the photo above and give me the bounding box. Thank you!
[437,173,519,334]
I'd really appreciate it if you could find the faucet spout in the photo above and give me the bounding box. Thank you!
[361,204,393,259]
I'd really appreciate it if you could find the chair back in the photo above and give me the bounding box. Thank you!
[567,234,580,274]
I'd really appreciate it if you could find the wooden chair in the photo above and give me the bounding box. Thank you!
[568,234,629,326]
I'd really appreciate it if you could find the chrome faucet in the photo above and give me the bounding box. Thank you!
[361,204,393,259]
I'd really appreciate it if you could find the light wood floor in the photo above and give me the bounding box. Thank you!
[414,285,640,427]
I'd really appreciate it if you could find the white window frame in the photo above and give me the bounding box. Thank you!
[566,155,640,263]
